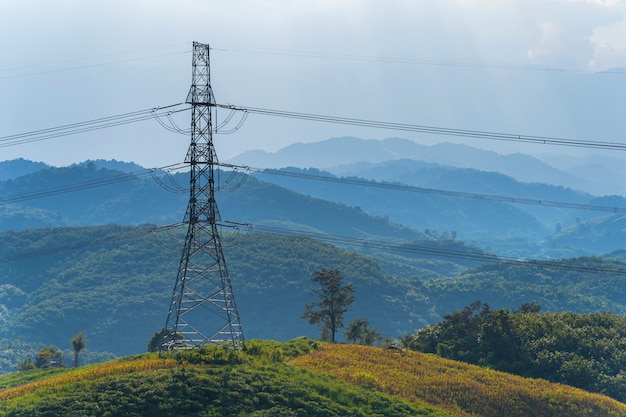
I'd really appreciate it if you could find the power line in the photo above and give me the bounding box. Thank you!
[218,162,626,215]
[3,218,624,277]
[216,103,626,151]
[1,157,622,227]
[0,223,184,264]
[0,104,190,148]
[0,50,190,80]
[4,102,626,154]
[212,46,626,76]
[0,163,187,206]
[2,103,625,231]
[235,222,626,276]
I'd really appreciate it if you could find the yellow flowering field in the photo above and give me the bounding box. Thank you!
[0,358,177,401]
[292,344,626,417]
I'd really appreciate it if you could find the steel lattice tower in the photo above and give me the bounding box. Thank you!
[163,42,244,349]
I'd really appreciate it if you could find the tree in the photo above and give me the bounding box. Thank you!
[516,302,541,314]
[147,327,182,352]
[302,269,355,342]
[344,317,382,346]
[17,358,35,372]
[71,332,87,368]
[34,345,65,368]
[408,300,491,363]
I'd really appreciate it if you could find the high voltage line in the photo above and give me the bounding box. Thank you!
[216,104,626,151]
[212,46,626,76]
[219,162,626,214]
[0,163,187,205]
[3,103,626,151]
[5,43,621,82]
[2,102,626,272]
[2,158,624,215]
[241,222,626,276]
[3,220,625,277]
[0,104,189,148]
[0,223,184,263]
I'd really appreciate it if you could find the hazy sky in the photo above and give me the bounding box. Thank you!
[2,0,626,167]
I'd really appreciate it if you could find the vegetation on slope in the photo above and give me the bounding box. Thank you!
[402,302,626,402]
[0,225,441,368]
[423,257,626,315]
[3,224,626,374]
[0,339,452,417]
[292,343,626,417]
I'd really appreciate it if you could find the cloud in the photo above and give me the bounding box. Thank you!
[589,15,626,69]
[523,0,626,70]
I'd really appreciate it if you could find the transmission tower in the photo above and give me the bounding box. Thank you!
[163,42,244,349]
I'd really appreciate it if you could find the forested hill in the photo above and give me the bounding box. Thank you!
[0,162,422,242]
[2,224,626,374]
[402,303,626,402]
[5,158,626,258]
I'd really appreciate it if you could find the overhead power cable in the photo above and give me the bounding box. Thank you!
[212,45,626,76]
[217,162,626,215]
[0,104,190,148]
[0,223,184,264]
[216,103,626,151]
[233,222,626,276]
[3,102,625,153]
[0,49,190,80]
[0,163,187,206]
[3,218,624,277]
[3,158,621,236]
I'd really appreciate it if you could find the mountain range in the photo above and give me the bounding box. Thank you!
[3,136,626,258]
[2,137,626,408]
[227,137,626,197]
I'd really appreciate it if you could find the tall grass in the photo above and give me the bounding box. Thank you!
[0,358,176,401]
[292,344,626,417]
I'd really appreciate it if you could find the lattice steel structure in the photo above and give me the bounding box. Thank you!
[163,42,244,349]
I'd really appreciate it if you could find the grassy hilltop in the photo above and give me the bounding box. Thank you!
[0,339,624,417]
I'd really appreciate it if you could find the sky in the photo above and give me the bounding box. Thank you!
[2,0,626,168]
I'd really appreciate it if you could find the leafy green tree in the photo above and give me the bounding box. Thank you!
[17,357,35,371]
[344,317,382,346]
[411,301,491,363]
[302,269,355,342]
[147,327,182,352]
[34,345,64,368]
[70,331,87,368]
[478,308,526,373]
[516,302,541,314]
[404,302,626,402]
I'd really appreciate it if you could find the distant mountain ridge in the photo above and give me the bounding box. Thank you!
[3,153,626,257]
[227,137,626,196]
[0,162,424,243]
[0,158,50,181]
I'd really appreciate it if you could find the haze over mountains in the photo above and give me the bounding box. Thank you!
[228,137,626,197]
[3,136,626,376]
[3,136,626,259]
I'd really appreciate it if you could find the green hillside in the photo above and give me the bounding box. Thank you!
[3,224,626,374]
[4,159,626,258]
[2,339,624,417]
[0,339,452,417]
[0,224,442,368]
[0,163,423,243]
[425,257,626,314]
[403,304,626,401]
[293,342,626,417]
